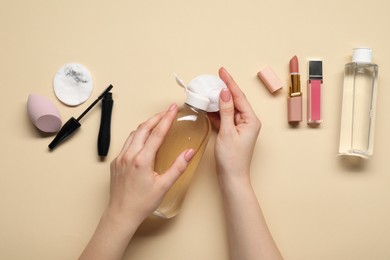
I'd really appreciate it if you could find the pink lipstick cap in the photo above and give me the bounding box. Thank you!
[257,67,283,93]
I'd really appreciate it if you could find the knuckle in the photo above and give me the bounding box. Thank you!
[137,122,147,131]
[122,154,132,165]
[112,156,126,172]
[159,179,172,191]
[119,151,134,166]
[221,105,235,116]
[151,125,166,138]
[174,156,188,175]
[174,161,186,175]
[132,154,146,168]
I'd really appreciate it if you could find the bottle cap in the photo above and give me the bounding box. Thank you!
[352,48,372,63]
[175,74,227,112]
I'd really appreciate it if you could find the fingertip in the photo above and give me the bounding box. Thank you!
[167,103,177,112]
[219,88,234,114]
[220,88,231,102]
[184,148,195,162]
[160,149,195,190]
[219,67,229,83]
[219,66,228,75]
[218,67,232,84]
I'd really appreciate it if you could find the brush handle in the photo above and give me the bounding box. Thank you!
[77,84,113,122]
[98,92,114,157]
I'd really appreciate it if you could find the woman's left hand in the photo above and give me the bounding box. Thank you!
[107,103,195,225]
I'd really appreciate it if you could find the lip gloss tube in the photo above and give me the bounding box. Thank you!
[307,60,323,126]
[288,55,302,124]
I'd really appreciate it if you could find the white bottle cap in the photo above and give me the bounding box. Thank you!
[352,48,372,63]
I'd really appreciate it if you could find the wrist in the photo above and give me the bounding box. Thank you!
[102,205,144,237]
[217,171,252,195]
[78,207,141,260]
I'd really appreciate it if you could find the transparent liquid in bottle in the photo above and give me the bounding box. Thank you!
[153,103,211,219]
[339,62,378,158]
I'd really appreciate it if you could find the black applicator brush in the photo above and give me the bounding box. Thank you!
[48,85,113,150]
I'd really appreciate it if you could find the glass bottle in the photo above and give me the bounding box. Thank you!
[338,48,379,158]
[153,103,211,219]
[153,74,226,219]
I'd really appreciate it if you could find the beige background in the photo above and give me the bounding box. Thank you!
[1,0,390,259]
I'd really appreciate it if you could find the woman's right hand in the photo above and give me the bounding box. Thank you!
[209,68,283,260]
[208,67,261,185]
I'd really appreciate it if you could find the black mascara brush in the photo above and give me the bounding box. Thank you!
[48,85,113,150]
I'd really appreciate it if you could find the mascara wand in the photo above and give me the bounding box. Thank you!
[48,85,113,150]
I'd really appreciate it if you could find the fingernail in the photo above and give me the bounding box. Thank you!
[167,103,177,111]
[184,149,195,162]
[220,88,231,102]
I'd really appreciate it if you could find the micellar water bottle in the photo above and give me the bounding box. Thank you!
[339,48,379,159]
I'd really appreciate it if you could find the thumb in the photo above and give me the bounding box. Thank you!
[159,149,195,191]
[219,88,235,130]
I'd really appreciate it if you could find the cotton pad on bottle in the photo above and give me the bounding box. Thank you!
[176,74,227,112]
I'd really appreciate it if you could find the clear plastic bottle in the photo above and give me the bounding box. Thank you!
[153,74,226,219]
[338,48,379,158]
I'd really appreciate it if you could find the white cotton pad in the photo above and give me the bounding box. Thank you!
[186,75,227,112]
[27,94,62,133]
[53,63,93,106]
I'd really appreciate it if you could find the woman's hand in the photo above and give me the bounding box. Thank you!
[79,104,194,260]
[208,67,261,184]
[107,103,195,225]
[208,68,282,260]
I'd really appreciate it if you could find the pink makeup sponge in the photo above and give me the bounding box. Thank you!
[27,94,62,133]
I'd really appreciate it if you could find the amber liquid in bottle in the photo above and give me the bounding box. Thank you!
[153,103,211,219]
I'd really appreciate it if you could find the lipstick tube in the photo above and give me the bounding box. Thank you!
[307,60,323,126]
[288,55,302,123]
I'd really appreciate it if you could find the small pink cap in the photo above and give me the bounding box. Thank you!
[257,67,283,93]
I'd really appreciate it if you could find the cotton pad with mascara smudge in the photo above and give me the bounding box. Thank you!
[53,63,93,106]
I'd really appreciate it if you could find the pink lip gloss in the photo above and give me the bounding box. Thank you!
[288,55,302,124]
[307,60,323,126]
